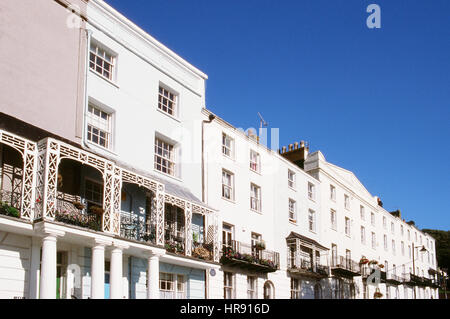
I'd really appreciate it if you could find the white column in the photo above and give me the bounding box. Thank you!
[39,234,57,299]
[147,253,160,299]
[91,243,105,299]
[110,246,123,299]
[29,237,41,299]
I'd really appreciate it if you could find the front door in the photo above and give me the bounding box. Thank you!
[56,252,67,299]
[104,261,110,299]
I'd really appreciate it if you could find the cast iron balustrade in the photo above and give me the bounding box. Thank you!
[221,240,279,273]
[119,211,156,244]
[0,189,21,219]
[386,272,403,285]
[164,234,186,255]
[55,197,102,231]
[287,254,329,278]
[331,255,361,278]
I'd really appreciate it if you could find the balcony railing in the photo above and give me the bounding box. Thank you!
[331,256,361,277]
[55,197,102,231]
[0,189,21,218]
[120,211,156,244]
[221,240,279,273]
[287,255,329,278]
[386,272,403,285]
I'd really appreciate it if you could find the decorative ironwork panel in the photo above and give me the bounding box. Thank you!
[156,184,165,246]
[185,203,192,256]
[0,130,37,221]
[44,143,59,220]
[102,170,113,233]
[20,143,37,220]
[112,168,122,235]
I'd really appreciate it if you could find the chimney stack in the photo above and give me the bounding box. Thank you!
[279,140,309,169]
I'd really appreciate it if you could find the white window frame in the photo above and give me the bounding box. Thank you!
[330,185,336,201]
[288,199,297,222]
[86,103,113,150]
[249,150,260,173]
[89,41,116,81]
[158,85,178,117]
[291,278,301,299]
[222,133,234,158]
[224,272,235,299]
[384,235,388,251]
[222,170,234,201]
[361,226,366,245]
[360,205,365,221]
[330,209,337,231]
[250,183,261,212]
[288,170,296,189]
[308,182,315,200]
[159,272,186,299]
[308,209,316,233]
[344,194,350,210]
[154,137,176,177]
[247,276,257,299]
[345,217,351,237]
[371,212,375,226]
[392,240,396,255]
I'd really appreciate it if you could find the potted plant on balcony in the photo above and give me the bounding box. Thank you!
[89,205,104,216]
[254,240,266,250]
[360,257,369,265]
[165,240,177,253]
[378,264,384,269]
[374,288,383,299]
[0,201,19,218]
[193,247,210,260]
[192,233,199,247]
[72,201,85,210]
[368,260,378,265]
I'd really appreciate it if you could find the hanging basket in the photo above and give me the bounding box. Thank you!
[360,258,369,265]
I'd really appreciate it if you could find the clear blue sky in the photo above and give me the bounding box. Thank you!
[104,0,450,231]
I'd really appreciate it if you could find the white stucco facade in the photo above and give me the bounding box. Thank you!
[0,0,442,299]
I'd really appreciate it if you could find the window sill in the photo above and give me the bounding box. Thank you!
[222,197,236,204]
[90,69,119,89]
[289,219,297,225]
[85,141,118,157]
[153,169,182,182]
[157,108,181,122]
[250,208,262,215]
[308,197,316,203]
[309,230,317,234]
[249,168,261,175]
[222,153,236,161]
[288,186,297,192]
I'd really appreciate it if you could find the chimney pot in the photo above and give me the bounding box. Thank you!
[282,146,286,153]
[294,142,299,149]
[289,144,293,151]
[300,141,305,148]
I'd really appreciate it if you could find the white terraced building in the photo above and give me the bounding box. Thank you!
[0,0,441,299]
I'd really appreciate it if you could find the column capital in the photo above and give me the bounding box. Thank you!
[92,237,113,247]
[112,240,130,250]
[147,249,165,259]
[34,222,65,238]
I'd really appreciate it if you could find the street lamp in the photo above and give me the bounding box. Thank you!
[412,243,427,299]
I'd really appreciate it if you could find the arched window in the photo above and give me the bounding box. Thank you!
[263,281,274,299]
